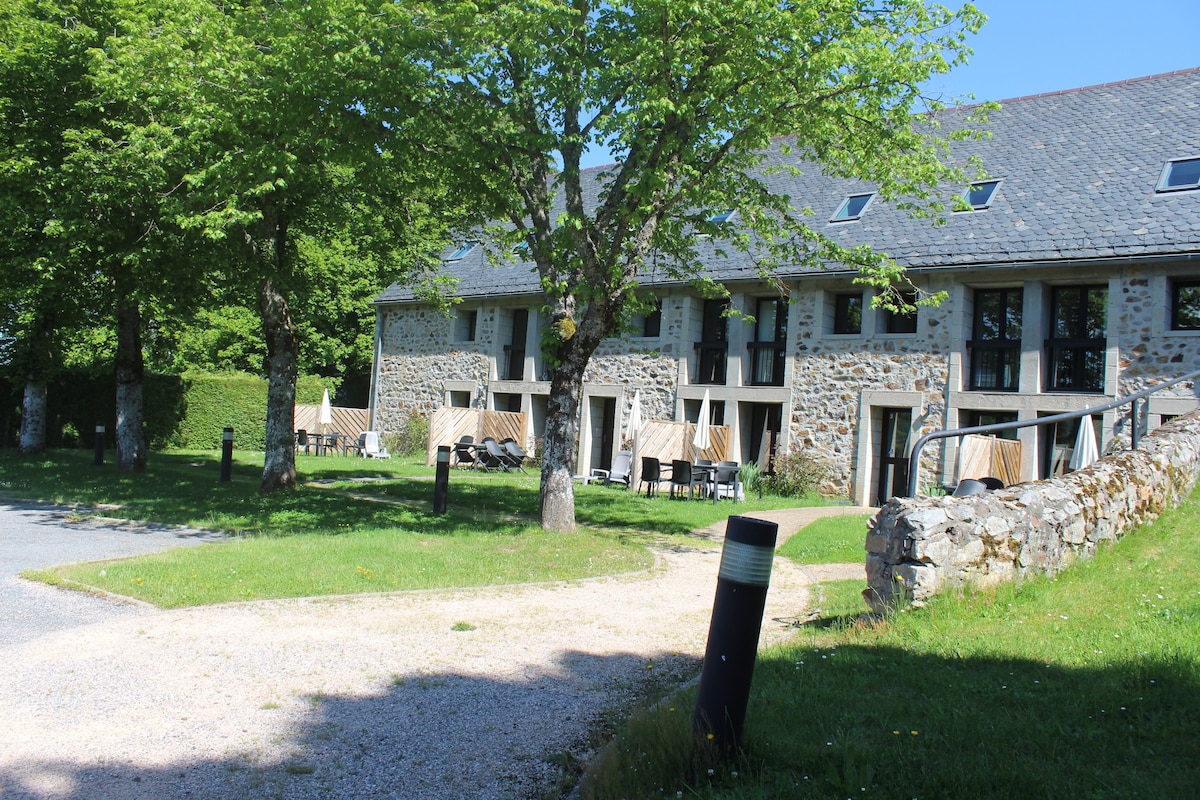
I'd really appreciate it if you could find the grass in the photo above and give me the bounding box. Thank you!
[776,514,871,565]
[580,487,1200,799]
[1,448,820,607]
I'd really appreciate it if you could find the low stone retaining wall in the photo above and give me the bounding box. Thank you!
[864,410,1200,613]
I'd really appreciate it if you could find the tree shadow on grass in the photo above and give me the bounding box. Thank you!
[0,648,701,800]
[741,644,1200,798]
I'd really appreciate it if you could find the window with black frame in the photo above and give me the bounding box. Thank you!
[747,297,788,386]
[1046,285,1107,392]
[968,288,1022,391]
[502,309,528,381]
[883,290,918,334]
[694,299,729,385]
[832,292,863,334]
[1172,280,1200,330]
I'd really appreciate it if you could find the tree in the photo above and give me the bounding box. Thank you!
[0,0,112,456]
[418,0,989,531]
[96,0,453,491]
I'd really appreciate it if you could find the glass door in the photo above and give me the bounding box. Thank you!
[876,408,912,505]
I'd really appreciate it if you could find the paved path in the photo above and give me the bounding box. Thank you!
[0,501,868,800]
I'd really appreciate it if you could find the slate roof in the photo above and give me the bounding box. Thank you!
[376,68,1200,305]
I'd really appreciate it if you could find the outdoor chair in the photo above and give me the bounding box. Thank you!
[296,429,311,455]
[713,461,741,501]
[590,450,632,486]
[979,476,1005,490]
[453,436,477,469]
[501,438,530,473]
[361,431,390,459]
[669,460,698,500]
[639,456,670,498]
[480,437,515,471]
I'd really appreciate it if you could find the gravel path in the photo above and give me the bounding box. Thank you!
[0,502,866,800]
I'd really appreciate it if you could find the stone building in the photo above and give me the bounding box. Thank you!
[370,68,1200,505]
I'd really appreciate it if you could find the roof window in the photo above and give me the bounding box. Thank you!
[960,180,1000,211]
[708,209,737,224]
[445,241,478,261]
[830,193,874,222]
[1157,157,1200,192]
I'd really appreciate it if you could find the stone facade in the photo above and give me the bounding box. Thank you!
[865,409,1200,612]
[371,260,1200,499]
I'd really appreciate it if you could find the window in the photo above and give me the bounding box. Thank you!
[1172,280,1200,330]
[708,209,736,223]
[960,180,1000,210]
[445,241,478,261]
[1157,157,1200,192]
[966,410,1018,440]
[883,290,918,334]
[502,309,528,381]
[1046,285,1107,392]
[454,309,477,342]
[830,193,874,222]
[747,297,788,386]
[968,288,1022,391]
[832,292,863,334]
[694,299,729,385]
[634,299,662,338]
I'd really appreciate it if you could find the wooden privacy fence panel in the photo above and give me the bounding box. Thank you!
[956,434,1023,487]
[426,407,527,465]
[630,420,731,489]
[294,405,369,438]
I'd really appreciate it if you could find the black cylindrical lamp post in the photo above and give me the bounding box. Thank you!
[219,427,234,482]
[93,424,105,466]
[433,445,451,514]
[693,515,778,753]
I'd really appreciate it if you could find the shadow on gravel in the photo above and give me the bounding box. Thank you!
[0,648,702,800]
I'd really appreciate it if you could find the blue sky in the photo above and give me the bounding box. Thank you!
[923,0,1200,104]
[580,1,1199,168]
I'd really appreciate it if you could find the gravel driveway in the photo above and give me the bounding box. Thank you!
[0,501,865,800]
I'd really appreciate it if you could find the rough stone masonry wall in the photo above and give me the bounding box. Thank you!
[864,409,1200,613]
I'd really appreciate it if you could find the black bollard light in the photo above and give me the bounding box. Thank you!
[693,515,779,753]
[93,424,105,466]
[219,427,234,482]
[432,445,451,514]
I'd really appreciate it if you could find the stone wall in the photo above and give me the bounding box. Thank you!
[864,409,1200,613]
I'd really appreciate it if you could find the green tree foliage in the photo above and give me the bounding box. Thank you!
[418,0,990,530]
[90,0,456,491]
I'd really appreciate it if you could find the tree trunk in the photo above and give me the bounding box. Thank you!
[115,294,147,472]
[18,380,47,455]
[539,355,587,532]
[259,276,299,493]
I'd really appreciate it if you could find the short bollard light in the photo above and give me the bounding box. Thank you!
[433,445,451,514]
[693,515,779,753]
[219,427,234,483]
[93,424,105,466]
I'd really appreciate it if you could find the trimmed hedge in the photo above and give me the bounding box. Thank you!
[2,370,333,451]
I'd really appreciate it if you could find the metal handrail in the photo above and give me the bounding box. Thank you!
[905,367,1200,497]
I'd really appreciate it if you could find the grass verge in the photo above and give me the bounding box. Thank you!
[2,448,823,607]
[776,514,871,565]
[579,488,1200,799]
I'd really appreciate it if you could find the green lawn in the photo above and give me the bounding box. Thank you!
[582,487,1200,799]
[2,448,817,607]
[777,514,871,565]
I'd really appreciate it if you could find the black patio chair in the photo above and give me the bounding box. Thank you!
[453,436,476,469]
[670,460,700,500]
[481,437,516,471]
[713,461,740,501]
[639,456,670,498]
[500,438,530,473]
[296,429,311,455]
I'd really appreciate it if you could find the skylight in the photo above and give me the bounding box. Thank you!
[445,241,478,261]
[708,209,737,224]
[830,193,873,222]
[1157,157,1200,192]
[962,180,1001,210]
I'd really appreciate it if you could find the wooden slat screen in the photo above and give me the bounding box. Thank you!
[426,407,528,465]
